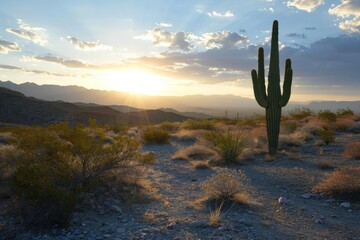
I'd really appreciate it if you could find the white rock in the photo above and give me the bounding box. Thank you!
[340,202,351,208]
[278,197,290,205]
[301,193,312,199]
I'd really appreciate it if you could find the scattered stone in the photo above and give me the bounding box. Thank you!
[301,193,312,199]
[111,205,123,214]
[190,220,209,228]
[340,202,351,208]
[103,234,112,238]
[278,197,290,205]
[314,218,323,224]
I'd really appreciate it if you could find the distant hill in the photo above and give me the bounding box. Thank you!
[306,101,360,113]
[159,108,214,118]
[0,81,262,117]
[0,87,188,126]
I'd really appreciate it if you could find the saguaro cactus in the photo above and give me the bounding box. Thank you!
[251,20,293,156]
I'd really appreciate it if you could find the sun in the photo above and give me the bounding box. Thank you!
[105,70,164,95]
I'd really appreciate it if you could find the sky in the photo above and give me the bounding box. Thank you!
[0,0,359,102]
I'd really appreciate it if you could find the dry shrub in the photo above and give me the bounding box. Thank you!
[281,121,299,134]
[158,121,180,132]
[344,142,360,160]
[317,110,337,122]
[172,129,208,141]
[202,169,249,203]
[288,107,314,120]
[182,119,215,130]
[335,118,355,131]
[209,201,224,227]
[0,145,20,179]
[317,160,334,170]
[191,160,210,169]
[141,127,171,144]
[172,144,216,161]
[315,128,335,145]
[251,127,267,148]
[314,167,360,200]
[336,108,354,117]
[279,134,303,148]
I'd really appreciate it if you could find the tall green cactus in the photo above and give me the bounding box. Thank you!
[251,20,293,156]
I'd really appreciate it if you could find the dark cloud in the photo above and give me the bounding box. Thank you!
[286,33,307,39]
[203,31,248,49]
[0,40,21,54]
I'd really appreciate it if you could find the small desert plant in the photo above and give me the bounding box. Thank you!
[344,142,360,160]
[281,121,299,134]
[141,127,171,144]
[182,119,215,130]
[288,107,313,120]
[209,201,224,227]
[159,121,180,132]
[317,160,334,170]
[317,110,337,122]
[205,130,248,163]
[0,145,20,179]
[336,108,354,117]
[314,167,360,200]
[202,169,249,202]
[315,128,335,145]
[172,144,216,161]
[191,160,210,169]
[237,118,258,128]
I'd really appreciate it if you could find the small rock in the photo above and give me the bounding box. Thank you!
[190,220,209,228]
[331,215,337,218]
[103,234,112,238]
[326,199,335,203]
[301,193,312,199]
[314,218,323,224]
[278,197,290,205]
[340,202,351,208]
[111,205,123,214]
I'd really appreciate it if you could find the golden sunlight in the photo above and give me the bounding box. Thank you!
[105,70,164,95]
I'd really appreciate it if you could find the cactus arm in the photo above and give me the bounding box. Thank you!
[251,70,269,108]
[279,59,293,107]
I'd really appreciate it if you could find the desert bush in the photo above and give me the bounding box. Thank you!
[281,121,299,134]
[172,144,216,161]
[159,121,180,132]
[191,160,211,169]
[0,145,20,179]
[314,167,360,200]
[317,160,334,170]
[317,110,337,122]
[344,142,360,160]
[141,127,171,144]
[237,118,258,128]
[315,128,335,145]
[10,122,142,226]
[202,169,249,202]
[182,119,215,130]
[288,107,313,120]
[205,130,248,163]
[336,108,354,117]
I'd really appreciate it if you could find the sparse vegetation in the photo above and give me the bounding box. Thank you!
[141,127,171,144]
[202,169,249,203]
[344,142,360,160]
[172,144,215,161]
[315,127,335,145]
[182,119,215,130]
[317,160,334,170]
[205,130,248,163]
[317,110,337,122]
[281,121,299,134]
[314,167,360,200]
[191,160,211,169]
[159,121,180,132]
[288,107,313,120]
[336,108,354,117]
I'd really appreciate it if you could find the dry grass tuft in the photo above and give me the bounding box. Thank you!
[172,129,208,141]
[202,169,249,202]
[172,144,216,161]
[191,160,211,169]
[344,142,360,160]
[0,145,20,179]
[209,201,224,227]
[314,167,360,200]
[317,160,334,170]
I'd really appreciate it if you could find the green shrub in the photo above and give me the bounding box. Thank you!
[237,118,258,128]
[10,122,141,226]
[288,107,313,120]
[336,108,354,117]
[182,119,215,130]
[281,121,299,134]
[205,130,248,163]
[141,127,171,144]
[317,110,337,122]
[315,128,335,145]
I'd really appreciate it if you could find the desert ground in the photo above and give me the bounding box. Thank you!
[1,110,360,240]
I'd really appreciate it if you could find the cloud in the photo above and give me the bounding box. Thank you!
[207,11,234,18]
[34,55,97,69]
[156,22,172,27]
[66,37,113,51]
[135,28,193,51]
[287,0,324,12]
[6,19,47,45]
[305,27,317,30]
[0,64,82,77]
[0,40,21,54]
[286,33,307,39]
[260,7,275,13]
[202,31,248,49]
[329,0,360,33]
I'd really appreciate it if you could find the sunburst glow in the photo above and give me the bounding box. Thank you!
[105,70,164,95]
